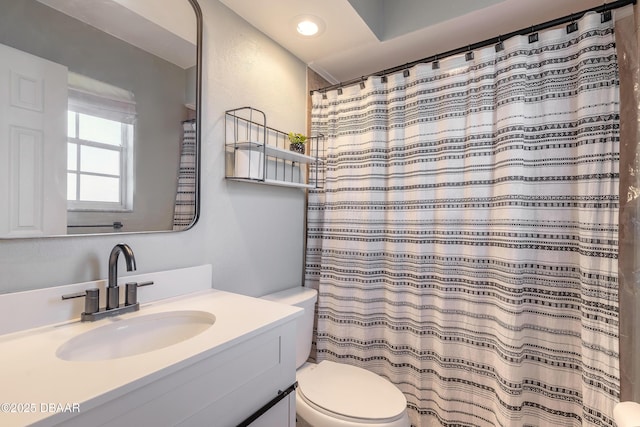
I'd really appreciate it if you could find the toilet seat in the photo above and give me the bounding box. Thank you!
[297,361,407,423]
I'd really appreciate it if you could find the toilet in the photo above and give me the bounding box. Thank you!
[262,287,410,427]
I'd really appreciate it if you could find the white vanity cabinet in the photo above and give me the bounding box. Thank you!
[0,267,301,427]
[51,321,297,427]
[248,393,295,427]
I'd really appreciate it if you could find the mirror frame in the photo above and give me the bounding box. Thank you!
[183,0,202,236]
[0,0,203,239]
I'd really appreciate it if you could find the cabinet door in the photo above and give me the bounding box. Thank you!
[249,393,295,427]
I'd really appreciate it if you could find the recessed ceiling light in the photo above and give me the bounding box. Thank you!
[297,20,319,36]
[293,15,325,37]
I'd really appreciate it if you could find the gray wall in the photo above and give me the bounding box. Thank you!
[0,0,307,297]
[0,0,187,232]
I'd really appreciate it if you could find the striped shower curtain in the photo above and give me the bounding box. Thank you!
[172,120,197,230]
[306,12,620,427]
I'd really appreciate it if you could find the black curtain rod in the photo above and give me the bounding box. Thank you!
[312,0,636,95]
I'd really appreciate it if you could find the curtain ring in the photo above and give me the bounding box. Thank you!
[528,26,539,43]
[465,46,474,61]
[566,14,578,34]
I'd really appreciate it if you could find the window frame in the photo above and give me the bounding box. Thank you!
[66,76,136,212]
[66,112,134,212]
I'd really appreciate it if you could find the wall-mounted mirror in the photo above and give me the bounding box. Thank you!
[0,0,201,238]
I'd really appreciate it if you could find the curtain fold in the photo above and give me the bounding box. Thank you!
[306,12,620,427]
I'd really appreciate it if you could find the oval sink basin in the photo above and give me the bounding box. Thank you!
[57,310,215,362]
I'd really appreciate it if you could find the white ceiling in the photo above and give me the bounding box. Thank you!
[219,0,608,84]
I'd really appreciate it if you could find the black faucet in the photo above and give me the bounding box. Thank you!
[61,243,154,321]
[107,243,137,310]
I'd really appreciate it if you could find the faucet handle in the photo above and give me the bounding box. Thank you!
[125,281,154,306]
[61,291,88,300]
[84,289,100,314]
[61,288,100,315]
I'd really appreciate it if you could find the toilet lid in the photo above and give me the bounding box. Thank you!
[297,361,407,422]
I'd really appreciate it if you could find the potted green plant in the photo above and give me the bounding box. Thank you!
[288,132,307,154]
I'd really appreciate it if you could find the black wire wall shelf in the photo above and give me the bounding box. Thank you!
[224,107,323,189]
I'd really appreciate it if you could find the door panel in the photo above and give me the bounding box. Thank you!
[0,42,67,237]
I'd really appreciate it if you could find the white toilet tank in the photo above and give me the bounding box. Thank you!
[261,287,317,369]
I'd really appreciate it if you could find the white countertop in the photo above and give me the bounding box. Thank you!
[0,289,301,426]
